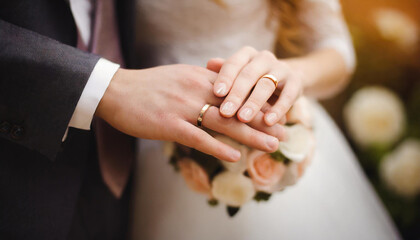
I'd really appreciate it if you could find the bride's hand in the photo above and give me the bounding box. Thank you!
[209,46,303,126]
[95,64,285,162]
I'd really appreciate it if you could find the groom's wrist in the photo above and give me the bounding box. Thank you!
[63,58,119,140]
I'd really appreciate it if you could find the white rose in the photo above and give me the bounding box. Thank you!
[374,8,418,52]
[343,86,405,148]
[380,139,420,197]
[215,135,249,173]
[211,171,256,207]
[163,141,175,158]
[275,163,300,190]
[278,124,315,162]
[286,96,313,128]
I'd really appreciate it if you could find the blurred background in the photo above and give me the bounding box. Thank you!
[321,0,420,239]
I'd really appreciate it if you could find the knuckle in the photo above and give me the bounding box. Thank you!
[283,91,296,103]
[245,97,262,110]
[173,124,187,141]
[190,65,204,72]
[240,66,258,79]
[248,132,260,146]
[274,103,288,115]
[277,60,288,69]
[189,78,206,90]
[242,45,256,53]
[227,90,244,103]
[223,117,237,131]
[189,132,204,147]
[224,59,241,69]
[261,50,275,58]
[217,74,232,85]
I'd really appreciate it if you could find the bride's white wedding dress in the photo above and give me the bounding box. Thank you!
[131,0,400,239]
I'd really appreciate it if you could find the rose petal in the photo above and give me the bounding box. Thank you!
[279,124,314,162]
[211,171,255,207]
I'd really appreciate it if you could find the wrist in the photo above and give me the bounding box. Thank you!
[95,68,125,121]
[283,57,314,91]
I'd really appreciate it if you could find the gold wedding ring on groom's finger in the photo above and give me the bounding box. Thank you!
[261,74,279,88]
[197,104,211,127]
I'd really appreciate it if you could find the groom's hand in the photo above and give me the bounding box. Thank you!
[95,64,286,162]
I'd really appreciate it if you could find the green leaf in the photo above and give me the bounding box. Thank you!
[190,149,223,179]
[227,206,240,217]
[169,156,180,172]
[270,151,291,165]
[207,199,219,207]
[254,191,272,202]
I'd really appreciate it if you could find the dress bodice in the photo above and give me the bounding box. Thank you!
[135,0,277,67]
[135,0,355,70]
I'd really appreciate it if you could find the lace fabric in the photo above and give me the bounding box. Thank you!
[136,0,355,71]
[299,0,356,71]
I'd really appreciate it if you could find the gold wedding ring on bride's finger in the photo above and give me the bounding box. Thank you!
[197,104,211,127]
[261,74,279,88]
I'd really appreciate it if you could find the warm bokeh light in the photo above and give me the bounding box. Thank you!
[322,0,420,238]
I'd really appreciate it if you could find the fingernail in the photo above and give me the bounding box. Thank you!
[266,136,279,151]
[266,113,278,125]
[239,108,253,121]
[221,102,235,116]
[230,149,241,161]
[215,83,227,96]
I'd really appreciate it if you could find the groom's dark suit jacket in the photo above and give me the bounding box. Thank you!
[0,0,135,239]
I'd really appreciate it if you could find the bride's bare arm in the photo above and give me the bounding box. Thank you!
[286,48,350,99]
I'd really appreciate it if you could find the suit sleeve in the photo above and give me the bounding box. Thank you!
[0,19,101,160]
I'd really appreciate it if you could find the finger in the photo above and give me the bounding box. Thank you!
[175,121,241,162]
[261,102,273,113]
[279,115,287,125]
[202,106,279,152]
[247,111,287,141]
[206,58,225,73]
[220,52,274,118]
[237,75,277,122]
[264,76,302,126]
[213,46,257,97]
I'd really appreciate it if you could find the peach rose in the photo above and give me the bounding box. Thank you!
[178,158,211,196]
[247,150,286,193]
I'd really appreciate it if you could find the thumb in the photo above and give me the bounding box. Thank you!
[206,58,225,73]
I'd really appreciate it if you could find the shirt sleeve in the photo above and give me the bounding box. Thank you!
[63,58,119,141]
[298,0,356,72]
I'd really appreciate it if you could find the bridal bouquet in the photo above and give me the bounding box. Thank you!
[166,97,316,217]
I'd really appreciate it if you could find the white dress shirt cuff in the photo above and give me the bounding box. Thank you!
[63,58,120,141]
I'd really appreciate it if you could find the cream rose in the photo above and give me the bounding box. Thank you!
[215,135,249,173]
[380,139,420,197]
[278,124,314,162]
[343,86,405,148]
[297,132,316,177]
[286,96,313,128]
[211,171,255,207]
[374,8,418,52]
[178,158,212,196]
[247,150,286,193]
